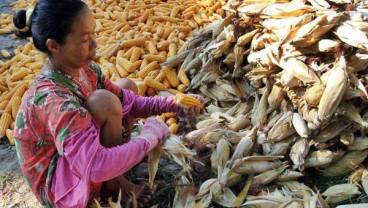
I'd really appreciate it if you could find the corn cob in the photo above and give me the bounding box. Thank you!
[11,96,22,119]
[174,93,203,109]
[144,76,168,91]
[137,61,159,79]
[6,129,14,145]
[163,67,180,88]
[318,57,348,121]
[321,150,368,177]
[169,123,179,134]
[165,117,177,126]
[0,112,11,137]
[322,184,361,204]
[11,68,31,82]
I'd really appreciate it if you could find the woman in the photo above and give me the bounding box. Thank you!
[12,0,204,207]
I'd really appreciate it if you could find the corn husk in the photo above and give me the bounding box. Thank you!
[322,184,361,204]
[318,57,348,121]
[320,150,368,177]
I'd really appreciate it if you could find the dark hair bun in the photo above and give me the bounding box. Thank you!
[13,9,27,29]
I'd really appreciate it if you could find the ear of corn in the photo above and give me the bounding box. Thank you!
[320,150,368,177]
[11,96,22,119]
[169,123,179,134]
[5,129,14,145]
[144,76,168,91]
[318,57,348,121]
[0,112,11,137]
[163,67,180,88]
[322,184,361,204]
[174,93,204,109]
[137,61,159,79]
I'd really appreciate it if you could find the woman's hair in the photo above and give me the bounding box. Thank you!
[13,0,87,54]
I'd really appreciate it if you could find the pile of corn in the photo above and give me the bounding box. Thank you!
[161,0,368,207]
[0,0,225,146]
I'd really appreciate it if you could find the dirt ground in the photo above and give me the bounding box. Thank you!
[0,1,41,207]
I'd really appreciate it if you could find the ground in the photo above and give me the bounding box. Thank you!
[0,1,41,207]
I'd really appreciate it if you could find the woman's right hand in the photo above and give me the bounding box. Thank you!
[140,118,170,145]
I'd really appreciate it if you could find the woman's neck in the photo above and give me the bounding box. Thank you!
[48,58,80,77]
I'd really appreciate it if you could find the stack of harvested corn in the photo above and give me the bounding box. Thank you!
[162,0,368,207]
[0,0,224,145]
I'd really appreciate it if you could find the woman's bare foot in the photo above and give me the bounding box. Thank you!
[101,176,156,207]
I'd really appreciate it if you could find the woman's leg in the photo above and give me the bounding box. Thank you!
[114,78,138,141]
[85,80,153,206]
[85,89,123,147]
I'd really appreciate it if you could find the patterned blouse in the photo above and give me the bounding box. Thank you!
[13,62,122,206]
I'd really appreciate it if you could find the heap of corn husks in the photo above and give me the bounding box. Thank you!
[160,0,368,207]
[0,0,225,146]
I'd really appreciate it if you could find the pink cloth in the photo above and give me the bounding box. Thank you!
[50,90,178,208]
[121,89,178,118]
[51,121,156,208]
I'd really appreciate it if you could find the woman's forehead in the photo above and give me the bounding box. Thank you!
[70,7,95,34]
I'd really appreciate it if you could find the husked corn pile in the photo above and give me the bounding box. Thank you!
[0,0,225,146]
[159,0,368,207]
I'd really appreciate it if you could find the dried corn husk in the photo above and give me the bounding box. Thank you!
[320,150,368,177]
[318,57,348,121]
[322,184,361,204]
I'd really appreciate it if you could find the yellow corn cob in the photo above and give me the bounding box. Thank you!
[137,61,159,79]
[177,84,186,93]
[11,96,22,119]
[11,68,30,82]
[148,70,160,79]
[166,117,177,126]
[144,76,168,91]
[163,67,180,88]
[28,63,43,71]
[177,69,190,86]
[163,79,171,89]
[5,83,27,101]
[0,100,9,110]
[22,42,33,55]
[169,123,179,134]
[167,43,177,58]
[168,88,180,95]
[147,41,158,55]
[1,49,11,58]
[116,56,135,73]
[157,41,170,51]
[122,47,135,59]
[130,47,142,63]
[6,129,14,145]
[0,85,8,92]
[170,6,180,18]
[0,113,11,137]
[137,82,148,96]
[174,93,203,109]
[143,54,166,63]
[120,37,146,48]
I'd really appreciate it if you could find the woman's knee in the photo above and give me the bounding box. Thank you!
[86,89,122,125]
[115,78,138,94]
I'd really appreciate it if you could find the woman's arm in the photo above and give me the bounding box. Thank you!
[121,89,178,118]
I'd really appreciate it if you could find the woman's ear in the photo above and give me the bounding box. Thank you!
[46,39,60,54]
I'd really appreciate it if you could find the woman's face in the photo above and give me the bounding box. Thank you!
[56,7,97,69]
